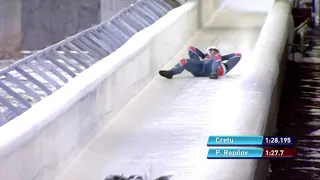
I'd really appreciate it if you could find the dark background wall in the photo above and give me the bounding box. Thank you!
[1,0,139,53]
[21,0,101,50]
[100,0,137,21]
[0,0,21,59]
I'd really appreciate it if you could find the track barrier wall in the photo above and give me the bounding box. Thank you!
[240,0,294,179]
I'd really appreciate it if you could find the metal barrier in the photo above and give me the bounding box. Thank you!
[0,0,179,126]
[294,18,310,52]
[315,0,320,25]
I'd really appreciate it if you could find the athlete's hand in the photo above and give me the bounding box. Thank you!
[201,56,212,61]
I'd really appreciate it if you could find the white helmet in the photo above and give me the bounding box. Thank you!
[205,45,219,54]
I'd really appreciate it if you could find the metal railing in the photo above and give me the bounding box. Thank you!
[294,18,310,52]
[314,0,320,25]
[0,0,179,126]
[294,0,320,26]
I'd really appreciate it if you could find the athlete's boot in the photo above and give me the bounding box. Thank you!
[159,70,174,79]
[209,68,219,79]
[155,175,173,180]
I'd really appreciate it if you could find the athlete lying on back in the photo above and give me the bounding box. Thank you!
[159,45,242,79]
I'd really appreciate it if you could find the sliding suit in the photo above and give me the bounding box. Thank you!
[171,46,242,77]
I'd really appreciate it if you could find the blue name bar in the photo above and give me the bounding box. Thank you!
[207,147,263,159]
[207,136,295,146]
[207,136,263,146]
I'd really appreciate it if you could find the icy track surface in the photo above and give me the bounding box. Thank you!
[55,1,273,180]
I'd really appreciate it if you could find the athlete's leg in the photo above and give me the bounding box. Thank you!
[221,53,237,60]
[188,46,200,60]
[208,54,223,79]
[183,60,205,76]
[188,46,206,60]
[223,53,242,74]
[171,59,204,76]
[159,59,204,79]
[195,48,206,59]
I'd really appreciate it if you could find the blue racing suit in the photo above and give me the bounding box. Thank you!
[171,46,242,77]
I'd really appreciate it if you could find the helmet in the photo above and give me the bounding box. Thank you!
[205,45,219,54]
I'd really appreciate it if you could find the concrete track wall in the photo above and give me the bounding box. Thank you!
[0,1,217,180]
[241,1,294,179]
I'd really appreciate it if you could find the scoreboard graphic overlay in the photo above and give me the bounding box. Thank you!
[206,136,296,159]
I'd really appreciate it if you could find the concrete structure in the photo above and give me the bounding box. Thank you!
[20,0,142,50]
[3,0,177,52]
[21,0,101,50]
[0,0,294,180]
[100,0,138,21]
[0,0,22,59]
